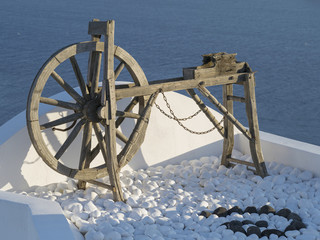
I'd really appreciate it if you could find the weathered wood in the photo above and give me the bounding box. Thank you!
[227,157,255,167]
[77,121,92,189]
[115,97,139,128]
[197,84,252,140]
[118,91,159,168]
[227,95,246,103]
[40,97,82,112]
[244,74,268,177]
[70,56,89,99]
[102,20,124,202]
[183,62,246,80]
[186,89,225,137]
[115,72,248,100]
[27,41,148,183]
[86,180,113,190]
[51,71,85,105]
[40,112,83,130]
[54,119,86,160]
[221,84,234,167]
[114,62,125,81]
[116,111,140,119]
[116,129,128,143]
[88,21,109,36]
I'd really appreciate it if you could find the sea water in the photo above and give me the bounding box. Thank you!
[0,0,319,145]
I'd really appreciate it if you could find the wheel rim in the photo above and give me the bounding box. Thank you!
[27,41,148,180]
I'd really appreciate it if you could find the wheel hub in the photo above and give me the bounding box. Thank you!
[82,99,101,122]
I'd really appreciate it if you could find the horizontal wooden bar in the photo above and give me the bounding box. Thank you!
[86,180,113,190]
[227,95,246,103]
[115,72,248,99]
[227,157,255,167]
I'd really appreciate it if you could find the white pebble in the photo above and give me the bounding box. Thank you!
[104,231,122,240]
[85,229,104,240]
[84,201,98,212]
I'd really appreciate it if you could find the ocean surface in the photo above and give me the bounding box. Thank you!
[0,0,319,146]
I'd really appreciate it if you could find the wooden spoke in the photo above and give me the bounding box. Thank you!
[79,122,92,169]
[70,56,89,99]
[116,111,140,119]
[114,62,125,81]
[116,97,139,128]
[77,121,92,189]
[51,71,85,105]
[40,112,83,130]
[88,51,102,98]
[40,97,82,112]
[116,129,128,143]
[92,122,109,162]
[54,119,86,160]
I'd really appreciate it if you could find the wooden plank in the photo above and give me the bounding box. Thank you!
[115,72,248,100]
[227,157,255,167]
[103,20,124,202]
[186,89,224,137]
[88,21,109,36]
[244,74,268,177]
[197,84,252,140]
[116,111,140,119]
[221,84,234,167]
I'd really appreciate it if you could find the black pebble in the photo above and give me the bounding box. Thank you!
[287,212,302,222]
[229,225,246,234]
[259,205,276,214]
[244,206,258,214]
[229,220,243,227]
[255,220,268,228]
[242,220,254,225]
[285,220,307,231]
[227,206,243,215]
[276,208,291,218]
[199,210,212,218]
[213,207,228,217]
[261,229,283,237]
[247,226,261,237]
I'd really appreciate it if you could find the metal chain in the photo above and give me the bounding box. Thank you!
[155,90,224,135]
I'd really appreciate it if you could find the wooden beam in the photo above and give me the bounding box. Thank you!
[115,72,248,99]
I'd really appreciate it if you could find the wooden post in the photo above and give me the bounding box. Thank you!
[243,73,268,177]
[221,84,234,167]
[103,20,124,201]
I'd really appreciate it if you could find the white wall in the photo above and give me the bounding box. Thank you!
[0,191,78,240]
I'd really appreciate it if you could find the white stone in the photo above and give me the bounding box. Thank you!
[85,229,104,240]
[104,231,122,240]
[84,201,98,212]
[285,230,300,237]
[144,225,163,239]
[90,209,101,218]
[298,170,313,181]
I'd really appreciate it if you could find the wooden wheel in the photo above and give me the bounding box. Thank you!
[27,41,149,181]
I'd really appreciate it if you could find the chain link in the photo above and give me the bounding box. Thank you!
[154,90,223,135]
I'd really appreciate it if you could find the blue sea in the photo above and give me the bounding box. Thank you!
[0,0,319,145]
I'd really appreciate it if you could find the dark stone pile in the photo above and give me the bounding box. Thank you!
[200,205,306,238]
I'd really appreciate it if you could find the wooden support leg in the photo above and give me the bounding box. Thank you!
[186,89,225,138]
[103,20,124,201]
[244,74,268,177]
[221,84,234,167]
